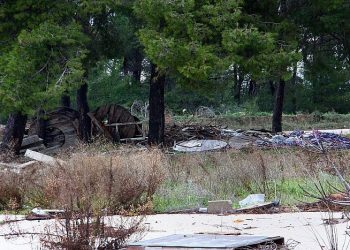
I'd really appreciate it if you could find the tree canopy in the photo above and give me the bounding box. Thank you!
[0,0,350,150]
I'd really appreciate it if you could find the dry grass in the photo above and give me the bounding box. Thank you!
[0,171,24,210]
[1,145,349,212]
[1,147,165,249]
[1,143,350,248]
[154,148,350,211]
[0,146,166,211]
[29,148,165,212]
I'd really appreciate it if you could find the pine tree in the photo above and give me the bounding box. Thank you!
[135,0,299,141]
[0,1,87,153]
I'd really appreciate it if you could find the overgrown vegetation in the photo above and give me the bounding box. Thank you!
[154,148,348,212]
[1,148,164,211]
[1,148,164,249]
[173,112,350,131]
[1,146,349,214]
[2,144,350,248]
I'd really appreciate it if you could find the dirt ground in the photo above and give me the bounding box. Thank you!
[1,212,349,249]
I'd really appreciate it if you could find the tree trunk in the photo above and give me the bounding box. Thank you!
[234,70,243,104]
[291,63,298,114]
[248,79,257,96]
[269,80,275,96]
[272,79,286,133]
[233,66,238,96]
[61,92,71,108]
[123,57,129,76]
[37,109,47,140]
[0,112,27,154]
[76,83,91,142]
[123,49,143,83]
[148,64,165,145]
[132,51,143,82]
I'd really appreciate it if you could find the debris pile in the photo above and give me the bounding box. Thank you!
[20,135,45,154]
[165,125,223,146]
[26,207,64,220]
[253,130,350,150]
[173,140,227,152]
[195,106,216,118]
[0,124,4,140]
[287,130,350,149]
[169,125,350,152]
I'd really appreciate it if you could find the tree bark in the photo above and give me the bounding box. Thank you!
[76,83,91,142]
[37,109,46,140]
[291,63,298,114]
[0,112,27,154]
[61,92,71,108]
[269,80,275,96]
[234,70,243,104]
[148,64,165,145]
[132,53,143,82]
[233,66,238,96]
[123,49,143,83]
[272,79,286,133]
[123,57,129,76]
[248,79,257,96]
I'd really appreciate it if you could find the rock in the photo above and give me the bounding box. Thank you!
[21,135,43,148]
[207,200,233,214]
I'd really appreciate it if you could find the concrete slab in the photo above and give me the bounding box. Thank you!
[1,212,349,250]
[141,213,350,250]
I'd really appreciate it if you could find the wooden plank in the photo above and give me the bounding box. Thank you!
[120,137,147,142]
[87,112,115,141]
[105,121,145,126]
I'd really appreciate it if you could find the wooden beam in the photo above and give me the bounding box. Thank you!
[87,112,117,142]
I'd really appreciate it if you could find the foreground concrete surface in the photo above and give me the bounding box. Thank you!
[1,212,349,249]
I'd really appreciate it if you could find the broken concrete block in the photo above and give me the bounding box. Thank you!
[21,135,43,148]
[24,149,64,166]
[207,200,232,214]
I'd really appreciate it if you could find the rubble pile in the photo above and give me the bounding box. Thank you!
[287,130,350,149]
[254,130,350,150]
[168,125,350,152]
[0,124,4,141]
[165,125,223,146]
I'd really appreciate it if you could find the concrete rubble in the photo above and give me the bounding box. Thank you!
[171,125,350,152]
[173,140,227,152]
[207,200,233,214]
[24,149,63,166]
[239,194,265,208]
[26,208,65,220]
